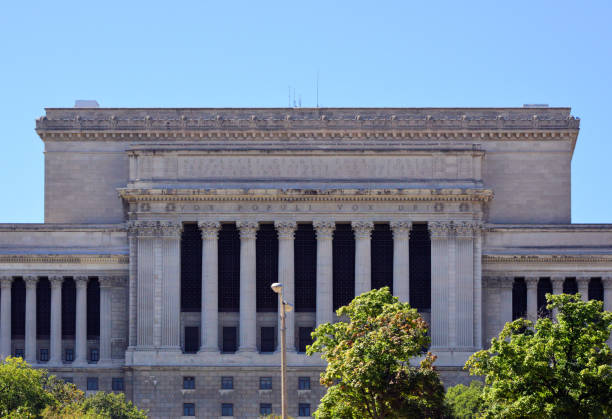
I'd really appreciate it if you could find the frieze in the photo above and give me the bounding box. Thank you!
[0,254,129,264]
[483,254,612,264]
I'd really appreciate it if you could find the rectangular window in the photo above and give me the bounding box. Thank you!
[14,348,24,358]
[299,327,314,353]
[184,326,199,353]
[298,376,311,390]
[222,327,237,353]
[112,377,124,391]
[65,348,74,362]
[90,348,99,362]
[183,376,195,389]
[221,376,234,389]
[63,377,73,384]
[183,403,195,416]
[221,403,233,416]
[87,377,99,391]
[260,326,275,352]
[299,403,311,417]
[260,376,272,390]
[39,348,49,362]
[260,403,273,415]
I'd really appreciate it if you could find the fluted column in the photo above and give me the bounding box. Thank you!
[577,276,590,302]
[473,223,483,348]
[0,277,13,359]
[314,221,334,326]
[390,221,411,302]
[24,276,38,363]
[159,222,182,350]
[352,221,373,296]
[499,277,514,328]
[49,276,63,364]
[98,277,113,363]
[275,221,297,352]
[455,222,474,348]
[525,277,538,322]
[237,220,258,352]
[198,221,220,352]
[127,223,138,349]
[603,277,612,346]
[429,222,452,348]
[74,276,88,364]
[551,276,564,319]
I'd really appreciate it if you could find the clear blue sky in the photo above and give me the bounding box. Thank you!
[1,1,611,223]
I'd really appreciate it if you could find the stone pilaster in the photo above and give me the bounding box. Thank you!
[352,221,373,297]
[577,276,590,302]
[499,277,514,329]
[275,221,297,352]
[24,276,38,363]
[237,220,258,352]
[525,277,539,322]
[551,276,564,319]
[198,221,221,352]
[159,223,182,350]
[49,276,63,364]
[472,223,483,348]
[313,220,334,326]
[0,277,12,358]
[429,222,452,348]
[603,277,612,312]
[127,223,138,349]
[98,276,114,363]
[390,221,411,302]
[455,222,474,348]
[74,276,88,364]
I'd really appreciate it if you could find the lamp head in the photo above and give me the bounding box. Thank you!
[270,282,283,294]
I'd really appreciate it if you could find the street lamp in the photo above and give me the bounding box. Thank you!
[271,282,292,419]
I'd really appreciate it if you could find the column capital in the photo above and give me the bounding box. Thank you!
[74,276,89,288]
[576,276,590,285]
[455,221,477,239]
[24,276,38,288]
[525,276,539,288]
[602,276,612,289]
[313,220,335,239]
[390,220,412,236]
[274,221,297,239]
[198,221,221,240]
[0,276,13,289]
[236,220,259,239]
[351,221,374,239]
[551,276,564,292]
[49,276,64,288]
[128,220,182,238]
[428,221,453,239]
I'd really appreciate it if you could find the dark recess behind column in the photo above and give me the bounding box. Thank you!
[219,223,240,312]
[512,278,527,320]
[87,278,100,339]
[589,278,604,301]
[333,223,355,310]
[409,223,431,311]
[181,223,202,312]
[294,223,316,312]
[371,223,393,292]
[62,277,76,338]
[11,277,25,338]
[256,224,278,312]
[537,278,552,318]
[37,278,51,338]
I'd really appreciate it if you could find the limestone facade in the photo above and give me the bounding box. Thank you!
[0,107,611,418]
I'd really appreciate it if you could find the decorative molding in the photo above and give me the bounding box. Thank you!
[455,221,477,239]
[0,276,13,288]
[351,221,374,239]
[197,221,221,240]
[24,276,38,288]
[483,254,612,264]
[49,276,64,288]
[390,220,412,238]
[128,220,182,238]
[313,220,335,240]
[74,276,89,288]
[99,276,128,288]
[274,221,297,240]
[236,220,259,240]
[525,277,539,288]
[0,254,128,264]
[429,221,453,239]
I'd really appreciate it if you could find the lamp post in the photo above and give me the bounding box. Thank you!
[271,282,292,419]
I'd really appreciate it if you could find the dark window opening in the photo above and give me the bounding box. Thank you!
[90,348,99,363]
[221,403,233,416]
[219,224,240,312]
[333,224,355,310]
[14,348,24,358]
[112,377,124,391]
[183,376,195,389]
[298,376,311,390]
[563,277,578,295]
[87,377,99,391]
[260,326,275,352]
[294,223,316,312]
[409,223,431,310]
[537,277,553,318]
[181,223,203,312]
[65,348,74,362]
[183,403,195,416]
[221,376,233,389]
[11,278,25,338]
[512,278,527,320]
[299,403,311,417]
[62,278,76,338]
[260,403,273,416]
[87,278,100,339]
[39,348,49,362]
[299,327,314,353]
[184,327,199,353]
[260,376,272,390]
[589,277,604,302]
[222,327,237,353]
[36,278,51,338]
[371,223,393,292]
[256,224,278,312]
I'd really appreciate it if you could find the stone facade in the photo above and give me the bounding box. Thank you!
[0,107,610,418]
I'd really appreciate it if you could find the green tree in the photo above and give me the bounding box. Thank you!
[445,381,483,419]
[466,293,612,418]
[307,287,448,418]
[0,357,54,417]
[80,392,147,419]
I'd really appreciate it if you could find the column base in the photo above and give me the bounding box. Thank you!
[237,346,257,353]
[198,346,220,353]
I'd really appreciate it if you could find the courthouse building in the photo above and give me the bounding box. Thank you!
[0,105,611,417]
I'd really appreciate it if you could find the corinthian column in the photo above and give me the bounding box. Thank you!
[74,276,88,364]
[275,221,297,352]
[49,276,63,364]
[577,276,590,302]
[429,222,452,348]
[198,221,221,352]
[0,277,13,359]
[24,276,38,363]
[98,277,113,363]
[352,221,373,297]
[455,222,474,348]
[237,220,258,352]
[499,277,514,328]
[390,221,411,303]
[313,221,334,326]
[525,277,538,322]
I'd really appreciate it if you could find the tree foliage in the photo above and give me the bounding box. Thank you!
[465,293,612,418]
[445,381,483,419]
[307,287,447,418]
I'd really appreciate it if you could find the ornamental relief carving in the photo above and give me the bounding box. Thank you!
[128,220,182,238]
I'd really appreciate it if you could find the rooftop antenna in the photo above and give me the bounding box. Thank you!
[293,87,296,108]
[316,70,319,108]
[298,95,302,108]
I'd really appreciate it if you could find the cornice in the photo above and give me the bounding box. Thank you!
[483,254,612,264]
[0,224,126,232]
[0,254,129,264]
[118,187,494,202]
